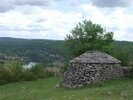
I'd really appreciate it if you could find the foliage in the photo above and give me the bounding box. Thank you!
[43,70,55,77]
[0,62,23,84]
[65,19,114,56]
[128,67,133,79]
[22,70,37,81]
[113,41,133,63]
[0,37,133,63]
[60,62,69,73]
[0,62,55,85]
[0,37,71,63]
[112,49,129,66]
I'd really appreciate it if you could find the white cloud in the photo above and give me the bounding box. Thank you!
[79,4,133,41]
[0,6,83,40]
[92,0,133,7]
[69,0,78,7]
[0,0,62,12]
[0,1,133,41]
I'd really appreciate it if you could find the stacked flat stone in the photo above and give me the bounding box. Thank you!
[60,51,123,88]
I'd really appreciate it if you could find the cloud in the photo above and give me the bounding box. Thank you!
[79,4,133,41]
[69,0,78,7]
[0,1,133,41]
[0,0,14,12]
[92,0,133,7]
[0,6,82,40]
[14,0,61,6]
[0,0,62,12]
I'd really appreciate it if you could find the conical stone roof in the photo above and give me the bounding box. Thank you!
[70,51,121,64]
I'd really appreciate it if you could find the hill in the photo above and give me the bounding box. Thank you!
[0,37,132,63]
[0,37,71,63]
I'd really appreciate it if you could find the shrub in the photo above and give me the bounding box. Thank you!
[0,62,23,84]
[60,62,69,73]
[0,62,56,85]
[22,70,37,81]
[129,66,133,79]
[43,70,55,77]
[30,64,45,78]
[123,67,131,77]
[0,62,35,84]
[111,49,129,66]
[0,66,14,84]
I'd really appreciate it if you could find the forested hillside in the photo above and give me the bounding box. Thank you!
[0,37,132,63]
[0,37,71,63]
[114,41,133,62]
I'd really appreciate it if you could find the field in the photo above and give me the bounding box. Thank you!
[0,77,133,100]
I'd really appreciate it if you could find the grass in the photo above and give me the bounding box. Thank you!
[0,77,133,100]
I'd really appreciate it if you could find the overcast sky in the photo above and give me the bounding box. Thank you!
[0,0,133,41]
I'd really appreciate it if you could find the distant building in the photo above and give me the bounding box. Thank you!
[60,51,123,88]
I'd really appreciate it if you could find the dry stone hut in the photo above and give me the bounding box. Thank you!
[60,51,123,88]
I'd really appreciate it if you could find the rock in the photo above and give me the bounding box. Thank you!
[60,51,123,88]
[55,84,60,88]
[107,92,112,96]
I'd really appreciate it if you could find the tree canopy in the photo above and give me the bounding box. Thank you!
[65,19,114,56]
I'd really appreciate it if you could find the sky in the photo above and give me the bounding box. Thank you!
[0,0,133,41]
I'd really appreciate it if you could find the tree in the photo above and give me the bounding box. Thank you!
[65,19,114,56]
[112,48,129,66]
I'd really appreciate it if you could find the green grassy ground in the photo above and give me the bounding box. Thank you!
[0,77,133,100]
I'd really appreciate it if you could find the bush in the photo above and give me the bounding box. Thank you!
[123,67,131,77]
[60,62,69,73]
[43,70,55,77]
[30,64,45,78]
[0,66,14,84]
[123,65,133,79]
[22,70,37,81]
[111,49,129,66]
[0,62,23,84]
[128,65,133,79]
[0,62,56,85]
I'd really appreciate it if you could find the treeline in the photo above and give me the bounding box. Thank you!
[0,37,132,65]
[114,41,133,61]
[0,37,71,63]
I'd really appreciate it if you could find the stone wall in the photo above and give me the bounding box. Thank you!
[60,63,123,88]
